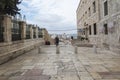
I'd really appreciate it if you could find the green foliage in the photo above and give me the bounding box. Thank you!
[0,0,22,16]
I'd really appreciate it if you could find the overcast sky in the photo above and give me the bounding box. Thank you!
[19,0,80,34]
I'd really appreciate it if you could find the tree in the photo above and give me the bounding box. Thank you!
[0,0,22,16]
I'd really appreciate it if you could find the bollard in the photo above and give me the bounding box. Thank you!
[56,46,60,54]
[38,47,41,54]
[75,46,78,54]
[93,45,97,53]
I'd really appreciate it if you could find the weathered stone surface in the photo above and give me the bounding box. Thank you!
[0,39,44,65]
[0,45,120,80]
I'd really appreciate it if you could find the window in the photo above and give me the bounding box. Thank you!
[104,24,108,34]
[104,1,108,16]
[88,7,91,16]
[93,23,97,35]
[89,25,92,35]
[93,1,96,13]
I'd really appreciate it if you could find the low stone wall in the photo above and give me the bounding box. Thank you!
[0,39,44,65]
[73,39,93,47]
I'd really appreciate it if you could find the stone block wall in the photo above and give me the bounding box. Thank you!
[0,39,44,65]
[77,0,120,54]
[98,0,120,53]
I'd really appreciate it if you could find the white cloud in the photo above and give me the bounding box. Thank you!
[19,0,80,34]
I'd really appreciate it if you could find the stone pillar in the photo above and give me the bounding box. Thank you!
[75,46,78,54]
[93,44,97,53]
[30,25,33,39]
[56,46,60,54]
[3,15,12,43]
[19,21,26,40]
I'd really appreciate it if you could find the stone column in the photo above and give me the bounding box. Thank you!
[19,21,26,40]
[30,25,33,39]
[36,27,38,39]
[3,15,12,43]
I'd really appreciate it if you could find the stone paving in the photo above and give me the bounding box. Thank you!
[0,44,120,80]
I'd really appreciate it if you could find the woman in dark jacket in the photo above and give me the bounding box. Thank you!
[55,36,59,46]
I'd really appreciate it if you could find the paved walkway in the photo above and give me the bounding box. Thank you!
[0,44,120,80]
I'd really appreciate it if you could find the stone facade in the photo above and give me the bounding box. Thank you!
[77,0,100,44]
[99,0,120,53]
[77,0,120,53]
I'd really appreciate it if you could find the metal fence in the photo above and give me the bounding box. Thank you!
[26,25,30,39]
[11,18,21,41]
[38,28,43,38]
[33,27,36,38]
[0,16,4,42]
[0,16,43,43]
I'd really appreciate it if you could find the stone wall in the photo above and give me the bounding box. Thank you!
[77,0,120,54]
[0,15,46,64]
[98,0,120,53]
[0,39,44,65]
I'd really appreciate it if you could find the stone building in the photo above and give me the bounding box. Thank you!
[42,28,54,44]
[77,0,120,53]
[76,0,100,44]
[99,0,120,52]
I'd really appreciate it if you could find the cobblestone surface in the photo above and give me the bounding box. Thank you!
[0,44,120,80]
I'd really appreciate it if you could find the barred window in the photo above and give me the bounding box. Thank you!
[104,1,108,16]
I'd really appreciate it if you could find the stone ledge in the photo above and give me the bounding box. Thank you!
[75,43,93,47]
[0,40,44,65]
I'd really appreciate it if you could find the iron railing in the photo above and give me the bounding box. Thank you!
[0,17,4,42]
[11,19,21,41]
[38,28,43,38]
[33,27,36,38]
[26,25,30,39]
